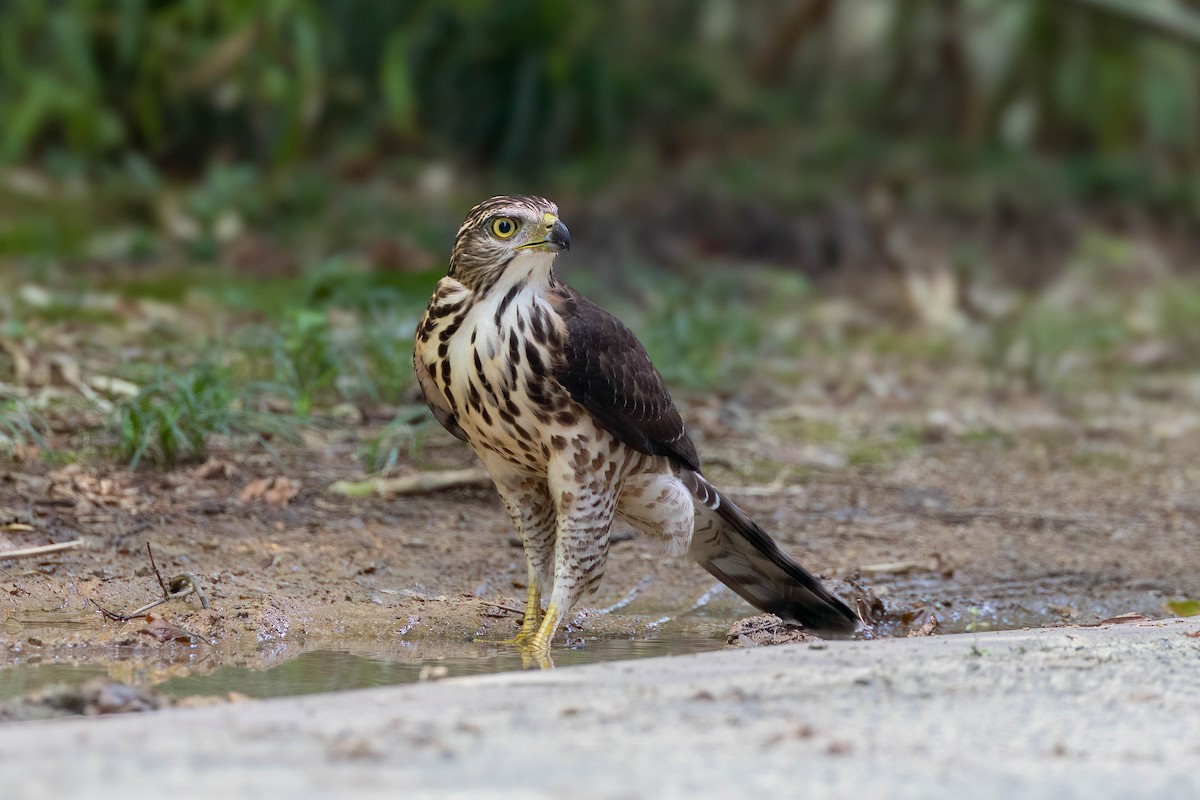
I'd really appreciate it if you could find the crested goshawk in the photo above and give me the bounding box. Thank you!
[414,196,857,662]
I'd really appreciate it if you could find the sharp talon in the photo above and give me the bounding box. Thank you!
[504,602,560,667]
[502,582,543,645]
[503,623,537,647]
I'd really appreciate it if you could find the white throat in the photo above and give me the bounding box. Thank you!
[443,249,558,404]
[491,249,557,296]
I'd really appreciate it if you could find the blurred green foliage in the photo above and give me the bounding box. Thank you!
[3,0,1200,205]
[0,0,633,171]
[5,0,1200,473]
[0,399,50,459]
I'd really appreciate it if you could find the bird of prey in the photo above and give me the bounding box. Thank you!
[414,195,858,662]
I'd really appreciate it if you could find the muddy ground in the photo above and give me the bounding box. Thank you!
[3,357,1198,705]
[2,357,1200,714]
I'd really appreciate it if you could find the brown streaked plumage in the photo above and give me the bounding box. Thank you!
[414,195,858,664]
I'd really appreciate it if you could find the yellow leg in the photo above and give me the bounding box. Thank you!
[504,580,542,646]
[503,575,558,668]
[523,602,560,665]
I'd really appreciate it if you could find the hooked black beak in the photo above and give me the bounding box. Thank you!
[545,219,571,252]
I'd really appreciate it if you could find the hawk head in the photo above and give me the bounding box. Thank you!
[449,195,571,288]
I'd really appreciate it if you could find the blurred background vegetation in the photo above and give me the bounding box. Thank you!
[6,0,1200,197]
[2,0,1200,467]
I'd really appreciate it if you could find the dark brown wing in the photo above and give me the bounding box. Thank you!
[414,353,468,442]
[413,307,468,442]
[550,285,700,472]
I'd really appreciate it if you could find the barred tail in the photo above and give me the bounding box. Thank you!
[681,471,859,635]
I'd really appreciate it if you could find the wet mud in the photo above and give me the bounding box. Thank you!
[2,394,1198,711]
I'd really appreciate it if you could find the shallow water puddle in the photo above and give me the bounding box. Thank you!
[0,636,723,702]
[161,637,724,698]
[0,576,1176,708]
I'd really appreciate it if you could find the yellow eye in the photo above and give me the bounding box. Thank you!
[491,217,518,239]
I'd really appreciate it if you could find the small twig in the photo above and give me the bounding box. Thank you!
[0,540,85,560]
[89,545,211,621]
[86,374,139,398]
[48,353,112,413]
[170,574,210,609]
[329,468,492,497]
[479,600,524,616]
[89,597,131,622]
[858,556,944,576]
[724,484,809,498]
[127,584,196,620]
[89,583,197,622]
[147,542,168,597]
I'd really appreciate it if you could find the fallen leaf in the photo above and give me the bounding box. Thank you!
[139,614,202,643]
[240,476,299,507]
[1099,612,1151,625]
[7,444,40,462]
[859,554,944,576]
[45,465,143,511]
[194,457,239,480]
[907,615,941,637]
[1166,599,1200,618]
[86,374,140,398]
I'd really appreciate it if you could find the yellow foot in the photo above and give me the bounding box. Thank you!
[518,604,560,670]
[502,583,542,646]
[524,603,560,660]
[503,623,538,647]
